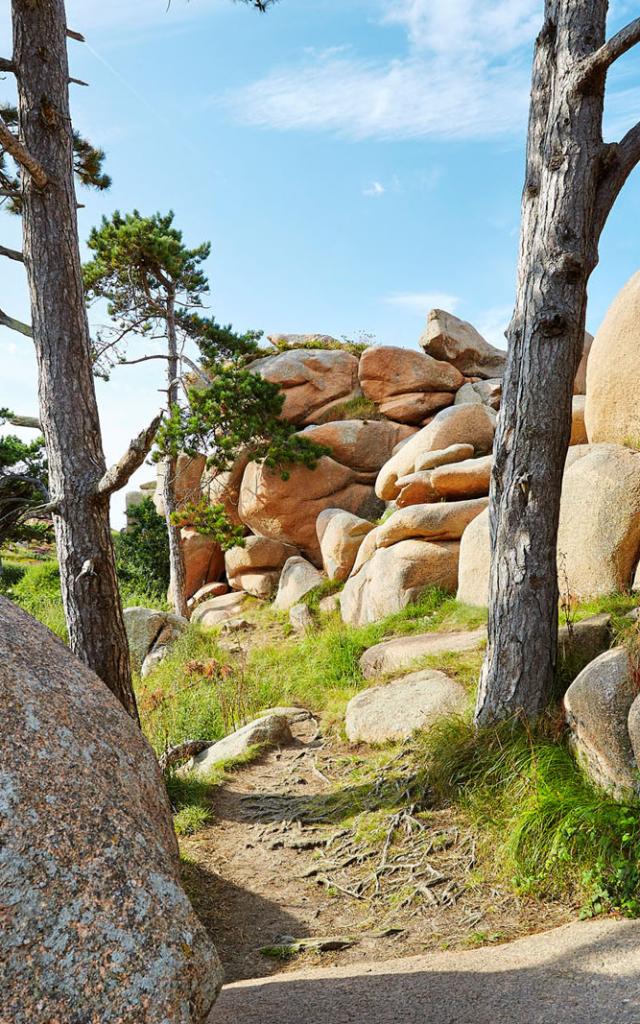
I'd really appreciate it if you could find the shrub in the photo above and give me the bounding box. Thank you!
[114,497,170,599]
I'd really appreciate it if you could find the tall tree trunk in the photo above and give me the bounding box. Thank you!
[12,0,138,720]
[164,291,189,618]
[475,2,612,724]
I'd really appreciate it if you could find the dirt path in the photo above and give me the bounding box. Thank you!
[181,716,573,984]
[209,916,640,1024]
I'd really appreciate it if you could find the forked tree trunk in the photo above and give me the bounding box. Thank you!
[164,292,189,618]
[12,0,138,719]
[476,0,640,723]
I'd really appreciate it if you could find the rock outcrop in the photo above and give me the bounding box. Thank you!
[585,273,640,444]
[301,419,414,476]
[420,309,507,379]
[179,527,225,601]
[0,596,222,1022]
[273,556,325,610]
[249,348,360,424]
[358,345,463,424]
[225,536,299,599]
[317,508,375,580]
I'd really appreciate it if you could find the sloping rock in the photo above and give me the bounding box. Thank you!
[0,596,222,1022]
[349,526,381,577]
[359,345,463,404]
[420,309,507,379]
[570,396,587,445]
[301,419,414,476]
[345,669,468,743]
[153,452,206,517]
[564,648,637,796]
[360,628,487,679]
[202,452,251,527]
[585,273,640,444]
[375,407,496,501]
[188,581,230,613]
[249,348,360,425]
[377,391,454,425]
[454,379,502,410]
[180,527,225,601]
[124,606,188,672]
[225,536,298,598]
[574,331,594,395]
[239,457,382,564]
[376,499,489,548]
[430,455,493,499]
[456,506,491,607]
[340,539,459,626]
[274,556,325,610]
[317,509,375,580]
[396,471,438,507]
[191,592,249,628]
[187,715,293,777]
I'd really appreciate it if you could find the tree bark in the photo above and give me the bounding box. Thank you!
[163,290,189,618]
[476,1,611,724]
[12,0,138,720]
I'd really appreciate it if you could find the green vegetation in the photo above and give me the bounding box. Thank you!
[0,409,50,548]
[269,334,372,358]
[113,497,170,599]
[317,395,382,422]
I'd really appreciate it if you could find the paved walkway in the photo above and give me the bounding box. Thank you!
[209,917,640,1023]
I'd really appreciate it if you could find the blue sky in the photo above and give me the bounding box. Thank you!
[2,0,640,525]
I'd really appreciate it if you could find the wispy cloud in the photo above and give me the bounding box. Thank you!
[384,291,461,315]
[363,181,386,197]
[474,304,512,348]
[226,1,541,141]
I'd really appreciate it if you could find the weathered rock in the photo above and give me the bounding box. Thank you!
[570,395,588,445]
[123,606,188,672]
[396,471,438,507]
[191,591,249,628]
[187,715,293,777]
[317,509,375,580]
[178,527,225,602]
[454,378,502,410]
[225,536,298,597]
[141,644,170,678]
[375,407,495,501]
[377,391,454,425]
[289,602,315,633]
[456,506,491,607]
[153,452,206,518]
[301,420,414,476]
[0,596,222,1022]
[414,442,475,474]
[420,309,507,379]
[249,348,360,424]
[340,539,460,627]
[627,693,640,780]
[239,457,382,564]
[274,556,325,610]
[358,345,464,410]
[574,331,594,395]
[376,499,489,548]
[557,444,640,598]
[345,669,468,744]
[585,274,640,444]
[558,614,612,675]
[188,581,230,613]
[564,648,637,796]
[201,452,250,527]
[430,455,493,500]
[349,525,381,577]
[360,628,487,680]
[318,592,341,615]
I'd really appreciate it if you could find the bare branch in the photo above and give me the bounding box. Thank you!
[69,77,89,87]
[0,187,19,198]
[7,414,40,429]
[96,414,162,497]
[0,306,32,337]
[577,18,640,84]
[0,243,23,263]
[595,121,640,235]
[0,58,15,73]
[0,115,48,188]
[66,28,85,42]
[159,740,211,772]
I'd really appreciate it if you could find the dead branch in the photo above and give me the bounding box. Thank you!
[96,413,162,496]
[577,17,640,84]
[0,306,32,337]
[0,243,23,262]
[0,115,48,189]
[7,414,40,429]
[66,28,85,42]
[0,58,15,73]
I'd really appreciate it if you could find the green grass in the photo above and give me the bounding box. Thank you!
[166,744,265,835]
[317,395,382,422]
[418,714,640,917]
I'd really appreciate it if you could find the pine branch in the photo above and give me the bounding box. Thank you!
[0,115,48,188]
[595,121,640,235]
[7,414,40,429]
[96,414,163,496]
[576,18,640,84]
[0,306,32,337]
[0,243,23,262]
[66,28,85,42]
[0,58,15,73]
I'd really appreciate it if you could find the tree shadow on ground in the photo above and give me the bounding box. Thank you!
[208,918,640,1024]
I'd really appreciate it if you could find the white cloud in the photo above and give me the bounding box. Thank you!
[64,0,223,32]
[226,1,541,141]
[384,291,460,315]
[363,181,386,197]
[474,304,512,349]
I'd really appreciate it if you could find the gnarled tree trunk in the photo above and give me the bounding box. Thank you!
[476,1,640,723]
[12,0,139,718]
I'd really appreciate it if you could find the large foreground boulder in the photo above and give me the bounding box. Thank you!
[239,457,382,564]
[340,539,459,626]
[249,348,360,424]
[585,273,640,444]
[0,596,222,1022]
[564,648,637,797]
[345,669,468,743]
[420,309,507,379]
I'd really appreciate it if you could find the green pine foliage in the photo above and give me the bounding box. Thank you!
[113,497,170,598]
[0,409,50,547]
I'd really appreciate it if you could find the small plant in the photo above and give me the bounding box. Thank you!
[171,499,246,550]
